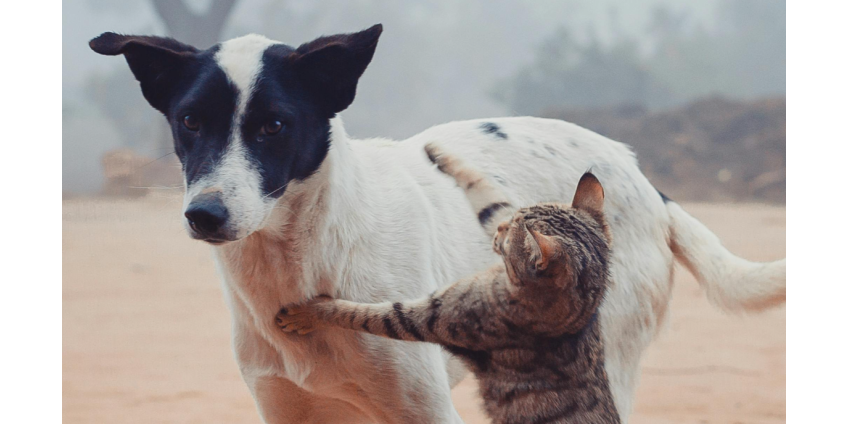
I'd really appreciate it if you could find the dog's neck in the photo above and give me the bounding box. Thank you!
[216,117,372,305]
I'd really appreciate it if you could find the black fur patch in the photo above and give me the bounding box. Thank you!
[238,44,332,198]
[89,33,201,114]
[393,303,424,341]
[382,316,400,340]
[167,47,238,186]
[480,122,508,139]
[478,202,511,226]
[657,189,673,203]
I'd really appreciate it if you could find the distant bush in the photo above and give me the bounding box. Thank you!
[496,0,785,115]
[544,96,785,204]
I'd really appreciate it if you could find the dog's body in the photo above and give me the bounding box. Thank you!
[90,27,786,424]
[214,115,783,423]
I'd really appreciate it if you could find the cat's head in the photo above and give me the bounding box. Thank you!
[494,172,611,293]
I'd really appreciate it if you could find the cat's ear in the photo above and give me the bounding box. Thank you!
[572,172,605,214]
[292,24,382,116]
[525,224,558,272]
[89,33,199,114]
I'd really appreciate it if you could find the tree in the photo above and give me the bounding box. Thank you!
[150,0,238,48]
[494,28,674,115]
[496,1,785,116]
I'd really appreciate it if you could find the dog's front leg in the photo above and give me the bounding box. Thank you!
[247,374,368,424]
[234,326,372,423]
[228,294,372,423]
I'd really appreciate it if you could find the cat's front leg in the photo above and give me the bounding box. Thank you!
[277,279,504,351]
[277,297,431,343]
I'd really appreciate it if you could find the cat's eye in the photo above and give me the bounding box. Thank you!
[183,115,200,131]
[263,120,284,135]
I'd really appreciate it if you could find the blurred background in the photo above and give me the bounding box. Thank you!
[63,1,785,423]
[63,0,785,203]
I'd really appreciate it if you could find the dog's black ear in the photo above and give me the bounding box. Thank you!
[292,24,382,116]
[89,33,199,114]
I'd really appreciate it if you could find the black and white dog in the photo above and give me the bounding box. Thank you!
[90,25,785,424]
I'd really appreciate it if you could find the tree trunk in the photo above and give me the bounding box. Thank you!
[150,0,238,48]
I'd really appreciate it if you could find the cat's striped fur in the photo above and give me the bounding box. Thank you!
[277,145,620,424]
[424,144,515,236]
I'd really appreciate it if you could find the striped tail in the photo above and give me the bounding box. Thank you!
[425,143,515,236]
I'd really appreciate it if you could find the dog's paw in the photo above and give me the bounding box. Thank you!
[276,304,320,335]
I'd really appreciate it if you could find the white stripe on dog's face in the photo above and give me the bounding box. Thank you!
[183,35,278,242]
[215,34,276,122]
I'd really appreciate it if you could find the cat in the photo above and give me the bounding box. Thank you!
[276,144,620,424]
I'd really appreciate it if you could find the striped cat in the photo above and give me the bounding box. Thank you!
[276,145,620,424]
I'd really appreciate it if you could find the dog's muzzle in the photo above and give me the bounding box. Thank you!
[184,192,233,244]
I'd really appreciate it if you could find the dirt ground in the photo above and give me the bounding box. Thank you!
[63,195,785,423]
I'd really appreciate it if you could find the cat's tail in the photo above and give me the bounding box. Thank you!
[425,143,515,237]
[664,199,785,313]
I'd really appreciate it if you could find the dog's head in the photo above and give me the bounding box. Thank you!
[89,25,382,244]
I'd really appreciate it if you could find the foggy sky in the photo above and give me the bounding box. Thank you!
[63,0,783,193]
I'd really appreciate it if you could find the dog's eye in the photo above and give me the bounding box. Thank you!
[183,115,200,131]
[263,120,284,135]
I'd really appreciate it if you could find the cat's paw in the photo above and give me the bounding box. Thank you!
[276,304,321,335]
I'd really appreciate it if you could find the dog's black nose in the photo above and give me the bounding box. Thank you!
[185,192,229,237]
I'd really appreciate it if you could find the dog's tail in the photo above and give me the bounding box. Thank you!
[664,199,785,313]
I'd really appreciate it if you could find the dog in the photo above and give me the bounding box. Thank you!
[89,24,786,423]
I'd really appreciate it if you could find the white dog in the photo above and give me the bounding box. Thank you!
[90,24,785,423]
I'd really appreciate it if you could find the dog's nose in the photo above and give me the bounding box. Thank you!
[184,193,229,237]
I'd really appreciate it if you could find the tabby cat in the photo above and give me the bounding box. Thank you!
[276,144,620,424]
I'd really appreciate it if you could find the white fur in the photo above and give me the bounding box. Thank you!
[189,37,786,424]
[665,202,786,312]
[184,35,281,240]
[215,34,275,108]
[212,120,476,423]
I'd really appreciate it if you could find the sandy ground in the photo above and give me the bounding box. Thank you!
[63,195,785,423]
